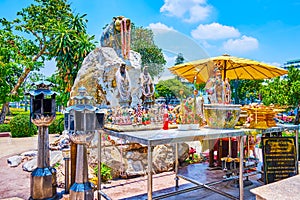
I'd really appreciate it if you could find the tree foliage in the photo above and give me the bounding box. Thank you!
[285,66,300,106]
[131,25,166,78]
[236,79,263,104]
[260,66,300,107]
[173,53,185,81]
[0,0,95,123]
[49,13,96,106]
[155,78,193,98]
[174,53,185,65]
[0,19,44,104]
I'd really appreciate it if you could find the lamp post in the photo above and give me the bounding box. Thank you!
[62,148,70,194]
[66,86,97,200]
[27,81,59,200]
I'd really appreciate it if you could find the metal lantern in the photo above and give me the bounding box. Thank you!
[66,86,97,200]
[27,81,59,200]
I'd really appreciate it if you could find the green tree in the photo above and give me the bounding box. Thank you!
[0,21,41,123]
[259,66,300,107]
[194,82,206,93]
[286,66,300,107]
[0,29,24,105]
[155,78,193,98]
[260,77,289,106]
[236,80,263,104]
[131,25,166,78]
[174,53,185,65]
[0,0,95,123]
[50,13,96,106]
[173,53,185,81]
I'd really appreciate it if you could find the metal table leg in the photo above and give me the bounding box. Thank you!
[98,130,102,200]
[175,143,179,188]
[229,137,232,157]
[239,135,244,200]
[147,144,153,200]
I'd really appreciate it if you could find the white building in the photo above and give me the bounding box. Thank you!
[282,59,300,70]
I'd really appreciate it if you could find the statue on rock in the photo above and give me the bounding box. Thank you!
[70,16,144,109]
[116,63,132,107]
[140,66,155,107]
[101,16,131,59]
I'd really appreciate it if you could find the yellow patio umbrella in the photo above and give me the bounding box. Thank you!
[169,54,288,83]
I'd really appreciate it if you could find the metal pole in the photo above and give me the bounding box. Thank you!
[218,139,223,166]
[175,143,179,188]
[228,137,232,157]
[31,126,56,199]
[296,128,299,174]
[70,144,93,199]
[64,157,70,194]
[239,136,244,200]
[147,144,153,200]
[70,142,77,186]
[37,126,50,168]
[98,130,102,200]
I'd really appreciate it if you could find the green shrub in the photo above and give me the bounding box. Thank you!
[49,114,64,134]
[94,163,112,182]
[8,108,30,116]
[10,115,37,137]
[0,124,11,132]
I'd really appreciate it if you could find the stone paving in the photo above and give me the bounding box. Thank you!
[0,134,260,200]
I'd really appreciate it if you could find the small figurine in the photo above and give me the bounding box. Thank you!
[224,78,231,104]
[205,65,225,104]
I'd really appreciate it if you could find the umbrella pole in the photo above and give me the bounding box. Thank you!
[223,60,227,81]
[234,80,239,104]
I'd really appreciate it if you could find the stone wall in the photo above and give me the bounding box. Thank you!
[88,134,189,178]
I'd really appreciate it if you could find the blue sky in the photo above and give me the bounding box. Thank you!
[1,0,300,78]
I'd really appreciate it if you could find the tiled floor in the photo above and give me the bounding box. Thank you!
[102,162,262,200]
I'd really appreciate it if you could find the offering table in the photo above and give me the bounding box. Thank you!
[98,125,298,200]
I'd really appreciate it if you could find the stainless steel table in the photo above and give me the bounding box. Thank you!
[98,125,299,200]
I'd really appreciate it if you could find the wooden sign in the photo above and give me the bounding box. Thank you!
[262,137,297,184]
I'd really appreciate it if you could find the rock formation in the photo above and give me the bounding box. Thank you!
[70,47,142,107]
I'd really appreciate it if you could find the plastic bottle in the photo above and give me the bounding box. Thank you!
[163,108,169,130]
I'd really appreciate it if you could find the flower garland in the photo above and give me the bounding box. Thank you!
[120,18,131,59]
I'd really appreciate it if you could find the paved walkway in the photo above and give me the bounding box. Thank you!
[0,134,259,200]
[0,134,58,199]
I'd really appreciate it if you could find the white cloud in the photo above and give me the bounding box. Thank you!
[148,22,175,34]
[160,0,212,23]
[199,40,214,49]
[152,53,176,82]
[223,35,259,53]
[163,52,177,67]
[266,62,281,67]
[191,23,241,40]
